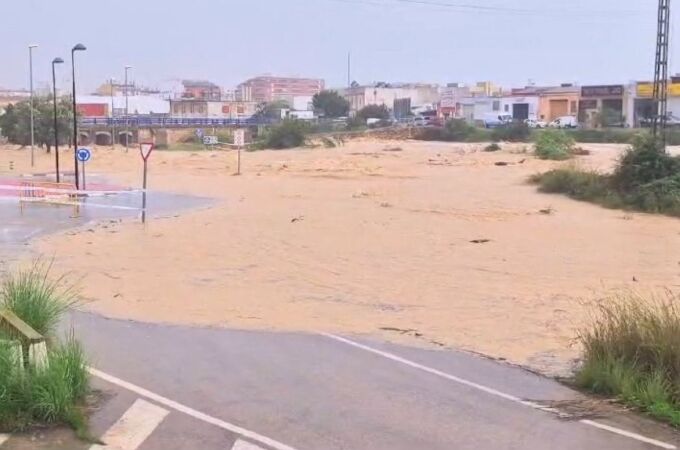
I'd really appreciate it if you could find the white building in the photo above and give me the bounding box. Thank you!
[341,83,440,113]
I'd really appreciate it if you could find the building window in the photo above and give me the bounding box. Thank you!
[190,104,195,113]
[492,100,500,111]
[504,104,509,112]
[181,105,186,114]
[198,105,205,114]
[570,101,577,114]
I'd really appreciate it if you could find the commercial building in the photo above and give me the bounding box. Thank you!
[76,95,170,117]
[537,85,580,122]
[237,76,325,104]
[501,87,541,121]
[342,83,440,114]
[632,78,680,126]
[169,99,257,119]
[578,85,628,127]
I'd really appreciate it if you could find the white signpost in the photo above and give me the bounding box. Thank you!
[76,148,91,190]
[203,135,218,146]
[234,129,245,175]
[139,142,154,223]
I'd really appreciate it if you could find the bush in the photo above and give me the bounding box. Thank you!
[534,129,575,160]
[612,134,680,191]
[356,104,390,121]
[1,260,78,337]
[491,122,531,142]
[262,119,309,149]
[575,292,680,426]
[484,143,501,152]
[531,168,612,201]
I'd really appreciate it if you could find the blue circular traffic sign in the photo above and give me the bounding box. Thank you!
[77,148,91,162]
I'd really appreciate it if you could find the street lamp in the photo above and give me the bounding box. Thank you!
[71,43,86,190]
[28,44,38,167]
[110,77,116,147]
[51,57,64,183]
[124,65,133,152]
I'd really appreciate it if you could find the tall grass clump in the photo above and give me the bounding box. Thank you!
[259,119,310,149]
[0,260,78,337]
[534,129,575,160]
[576,291,680,426]
[0,262,90,436]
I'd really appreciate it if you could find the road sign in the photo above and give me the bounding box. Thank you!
[234,129,245,147]
[76,148,91,162]
[140,142,154,161]
[203,135,218,145]
[195,128,204,139]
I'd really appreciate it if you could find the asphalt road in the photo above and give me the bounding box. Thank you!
[18,310,673,450]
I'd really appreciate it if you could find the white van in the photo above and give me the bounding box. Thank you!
[549,116,578,129]
[482,113,513,128]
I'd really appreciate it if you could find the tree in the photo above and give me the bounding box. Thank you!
[0,96,72,153]
[253,100,291,121]
[312,90,349,118]
[356,104,390,121]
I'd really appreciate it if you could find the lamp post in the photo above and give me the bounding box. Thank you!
[124,65,133,152]
[28,44,38,167]
[71,43,86,190]
[51,57,64,183]
[110,77,116,147]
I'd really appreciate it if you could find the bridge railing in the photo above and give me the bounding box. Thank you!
[80,116,275,127]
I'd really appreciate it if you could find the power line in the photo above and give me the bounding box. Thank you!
[326,0,645,17]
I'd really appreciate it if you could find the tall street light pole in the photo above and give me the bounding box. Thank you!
[52,57,64,183]
[124,65,133,152]
[71,43,86,190]
[110,77,116,147]
[29,44,38,167]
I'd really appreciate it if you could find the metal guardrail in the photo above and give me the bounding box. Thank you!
[80,117,275,127]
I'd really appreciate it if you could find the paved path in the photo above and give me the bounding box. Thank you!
[6,311,669,450]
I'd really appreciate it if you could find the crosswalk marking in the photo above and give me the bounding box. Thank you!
[0,434,9,446]
[232,439,268,450]
[90,399,169,450]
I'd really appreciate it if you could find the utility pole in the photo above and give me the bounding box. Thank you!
[110,77,116,147]
[652,0,671,150]
[124,65,133,152]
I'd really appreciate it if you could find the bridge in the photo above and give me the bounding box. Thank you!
[78,116,274,146]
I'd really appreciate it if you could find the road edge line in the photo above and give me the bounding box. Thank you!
[88,367,300,450]
[321,333,677,450]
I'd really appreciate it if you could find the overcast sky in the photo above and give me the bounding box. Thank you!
[0,0,675,93]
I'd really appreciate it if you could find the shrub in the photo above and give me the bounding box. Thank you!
[534,129,575,160]
[484,143,501,152]
[356,104,390,121]
[491,122,531,142]
[262,119,309,149]
[531,168,611,201]
[575,292,680,426]
[612,134,680,192]
[0,260,78,337]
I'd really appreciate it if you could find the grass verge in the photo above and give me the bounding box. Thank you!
[575,292,680,426]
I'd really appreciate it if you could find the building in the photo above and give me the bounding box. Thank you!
[237,76,325,103]
[501,87,541,121]
[631,78,680,127]
[342,83,440,114]
[76,95,170,117]
[181,80,222,101]
[438,84,472,119]
[537,85,580,122]
[0,88,30,112]
[578,85,628,127]
[169,99,257,119]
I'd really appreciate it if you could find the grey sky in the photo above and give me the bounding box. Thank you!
[0,0,675,93]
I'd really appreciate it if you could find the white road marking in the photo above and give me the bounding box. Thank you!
[0,434,9,446]
[232,439,268,450]
[88,367,299,450]
[322,333,677,450]
[90,399,169,450]
[581,420,676,450]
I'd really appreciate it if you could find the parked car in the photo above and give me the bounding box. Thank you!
[482,113,513,128]
[640,114,680,128]
[524,118,547,129]
[548,116,578,129]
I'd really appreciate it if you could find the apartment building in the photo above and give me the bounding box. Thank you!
[237,76,325,103]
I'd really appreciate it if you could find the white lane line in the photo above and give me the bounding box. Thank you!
[90,399,169,450]
[232,439,268,450]
[322,333,677,450]
[88,367,299,450]
[0,434,9,446]
[581,420,676,450]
